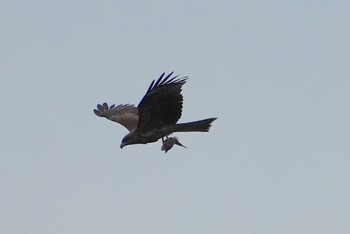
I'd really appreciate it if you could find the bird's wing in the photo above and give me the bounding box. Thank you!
[137,72,187,133]
[173,137,187,148]
[94,103,139,132]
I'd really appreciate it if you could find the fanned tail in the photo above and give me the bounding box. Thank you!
[175,118,217,132]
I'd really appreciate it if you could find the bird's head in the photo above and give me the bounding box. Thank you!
[120,133,136,149]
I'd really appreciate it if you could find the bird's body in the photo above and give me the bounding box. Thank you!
[94,72,216,151]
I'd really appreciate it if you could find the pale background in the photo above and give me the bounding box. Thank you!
[1,1,349,233]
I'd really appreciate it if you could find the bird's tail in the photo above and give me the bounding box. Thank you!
[175,118,217,132]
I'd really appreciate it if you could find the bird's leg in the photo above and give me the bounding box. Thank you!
[162,135,169,141]
[161,136,186,153]
[161,135,169,145]
[161,136,166,151]
[161,135,174,153]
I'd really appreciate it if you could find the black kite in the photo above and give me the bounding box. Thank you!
[94,72,216,151]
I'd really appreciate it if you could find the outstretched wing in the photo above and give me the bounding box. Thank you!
[137,72,187,133]
[94,103,139,132]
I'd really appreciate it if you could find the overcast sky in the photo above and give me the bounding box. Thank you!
[1,0,350,233]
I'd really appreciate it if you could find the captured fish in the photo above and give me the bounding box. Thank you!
[161,136,187,153]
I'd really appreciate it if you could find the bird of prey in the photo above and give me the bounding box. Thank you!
[94,72,217,151]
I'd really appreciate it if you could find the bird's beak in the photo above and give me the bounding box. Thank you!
[120,143,125,149]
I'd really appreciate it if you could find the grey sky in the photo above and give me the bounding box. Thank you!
[1,0,349,233]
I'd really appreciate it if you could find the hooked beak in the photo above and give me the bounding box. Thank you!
[120,143,125,149]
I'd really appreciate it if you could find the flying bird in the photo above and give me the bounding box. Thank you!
[94,72,217,150]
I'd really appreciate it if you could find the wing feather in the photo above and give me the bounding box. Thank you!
[137,72,188,132]
[94,103,139,132]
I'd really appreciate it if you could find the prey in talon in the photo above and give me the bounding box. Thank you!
[94,72,217,152]
[161,136,187,153]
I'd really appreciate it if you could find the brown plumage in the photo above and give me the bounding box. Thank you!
[94,72,217,151]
